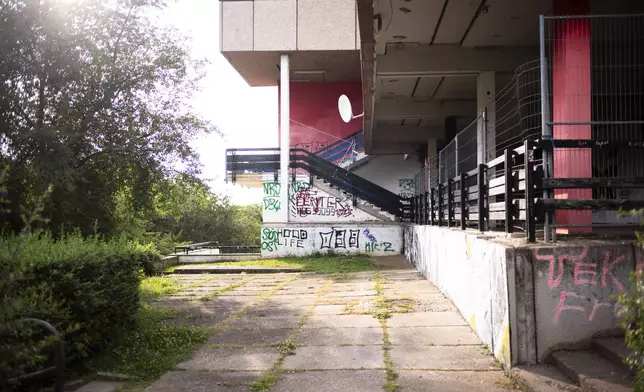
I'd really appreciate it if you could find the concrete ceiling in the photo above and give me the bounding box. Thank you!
[361,0,552,154]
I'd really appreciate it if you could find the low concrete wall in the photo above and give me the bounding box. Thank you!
[152,255,179,274]
[262,222,403,257]
[178,254,263,263]
[404,226,514,367]
[529,241,634,360]
[405,225,637,366]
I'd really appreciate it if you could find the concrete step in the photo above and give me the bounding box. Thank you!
[550,350,633,392]
[510,364,582,392]
[74,381,124,392]
[171,265,302,274]
[592,338,633,375]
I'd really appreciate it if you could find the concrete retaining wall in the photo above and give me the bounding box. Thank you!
[404,226,514,367]
[177,254,263,263]
[262,222,403,257]
[405,225,637,366]
[530,241,634,359]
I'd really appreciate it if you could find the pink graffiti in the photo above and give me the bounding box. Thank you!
[554,291,624,323]
[553,291,586,323]
[573,262,597,286]
[602,250,625,292]
[534,247,588,288]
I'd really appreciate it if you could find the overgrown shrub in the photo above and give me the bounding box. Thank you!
[619,263,644,391]
[0,233,152,388]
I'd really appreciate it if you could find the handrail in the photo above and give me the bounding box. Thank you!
[226,148,406,217]
[313,130,363,155]
[9,318,65,392]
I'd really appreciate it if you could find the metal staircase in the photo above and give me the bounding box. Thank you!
[226,148,409,219]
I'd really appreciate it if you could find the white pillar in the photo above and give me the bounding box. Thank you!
[279,54,290,223]
[477,71,496,164]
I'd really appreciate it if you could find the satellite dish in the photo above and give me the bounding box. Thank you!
[338,94,353,123]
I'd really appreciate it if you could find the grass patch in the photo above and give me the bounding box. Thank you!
[88,305,208,384]
[140,276,180,300]
[165,255,376,274]
[278,339,297,356]
[372,272,399,392]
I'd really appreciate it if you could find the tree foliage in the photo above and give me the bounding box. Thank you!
[0,0,216,236]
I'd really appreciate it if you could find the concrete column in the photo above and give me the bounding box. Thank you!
[477,71,496,164]
[279,54,290,223]
[552,0,592,233]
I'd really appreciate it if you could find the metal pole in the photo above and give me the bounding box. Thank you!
[539,16,554,241]
[504,149,514,233]
[279,54,290,223]
[460,172,467,230]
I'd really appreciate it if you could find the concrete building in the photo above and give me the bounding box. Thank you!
[223,0,644,388]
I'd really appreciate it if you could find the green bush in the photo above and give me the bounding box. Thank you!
[619,267,644,391]
[0,233,151,388]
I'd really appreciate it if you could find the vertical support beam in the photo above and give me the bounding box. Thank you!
[430,188,435,225]
[411,196,416,224]
[447,179,454,227]
[551,0,592,234]
[460,172,467,230]
[540,15,553,242]
[477,71,496,164]
[427,138,439,188]
[504,149,514,233]
[279,54,290,223]
[525,140,536,243]
[478,164,486,231]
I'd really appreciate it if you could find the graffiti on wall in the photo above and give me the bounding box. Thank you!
[534,246,630,324]
[261,226,402,255]
[398,179,415,198]
[261,228,309,252]
[293,141,330,152]
[289,181,354,218]
[263,182,281,212]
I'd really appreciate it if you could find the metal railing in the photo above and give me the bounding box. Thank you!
[540,14,644,237]
[174,242,261,255]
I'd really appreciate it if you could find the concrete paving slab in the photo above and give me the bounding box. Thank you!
[208,327,294,346]
[397,370,515,392]
[296,327,383,346]
[325,290,377,298]
[272,370,386,392]
[390,346,498,370]
[387,311,467,327]
[227,316,302,330]
[511,365,582,392]
[283,346,384,370]
[260,298,318,307]
[75,381,123,392]
[178,347,280,371]
[389,326,482,346]
[302,315,380,328]
[244,306,308,318]
[144,370,261,392]
[383,282,440,293]
[172,266,303,274]
[311,304,349,315]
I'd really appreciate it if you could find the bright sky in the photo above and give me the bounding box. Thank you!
[161,0,276,204]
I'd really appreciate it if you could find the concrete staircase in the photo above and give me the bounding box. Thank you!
[513,337,634,391]
[311,175,397,222]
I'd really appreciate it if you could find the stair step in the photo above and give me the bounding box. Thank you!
[511,364,582,392]
[593,338,633,375]
[75,381,124,392]
[551,350,633,392]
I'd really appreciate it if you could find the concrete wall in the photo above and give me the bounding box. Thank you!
[262,222,402,257]
[352,154,423,197]
[530,241,634,359]
[221,0,358,52]
[405,225,637,366]
[262,176,379,223]
[404,226,514,367]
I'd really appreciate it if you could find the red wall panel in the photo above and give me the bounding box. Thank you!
[279,81,363,152]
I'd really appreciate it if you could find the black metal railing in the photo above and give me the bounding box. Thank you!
[174,242,261,255]
[226,148,408,218]
[9,318,65,392]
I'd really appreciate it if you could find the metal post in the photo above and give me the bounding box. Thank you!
[504,149,514,233]
[540,15,554,242]
[455,133,460,176]
[447,179,454,227]
[460,172,467,230]
[410,196,416,223]
[279,54,290,223]
[430,188,435,225]
[477,164,486,231]
[425,191,430,225]
[438,184,444,226]
[524,140,536,243]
